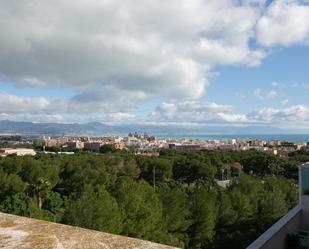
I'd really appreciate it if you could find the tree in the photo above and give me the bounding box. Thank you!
[100,144,117,153]
[31,178,51,209]
[240,151,283,176]
[230,188,255,222]
[64,185,123,234]
[19,158,59,187]
[42,191,65,222]
[0,193,42,219]
[57,155,119,196]
[216,190,237,227]
[189,184,217,248]
[0,170,26,200]
[0,150,300,249]
[0,156,23,174]
[17,158,60,209]
[118,159,141,179]
[257,191,288,231]
[112,177,163,241]
[138,157,173,185]
[173,157,216,185]
[157,183,191,248]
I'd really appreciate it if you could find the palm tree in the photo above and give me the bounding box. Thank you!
[32,178,51,209]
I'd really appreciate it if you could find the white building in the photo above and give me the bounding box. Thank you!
[0,148,36,156]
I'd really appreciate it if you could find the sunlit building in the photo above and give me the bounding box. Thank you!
[0,148,36,156]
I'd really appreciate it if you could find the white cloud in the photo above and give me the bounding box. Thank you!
[0,0,276,102]
[281,99,289,105]
[149,101,309,128]
[0,92,51,114]
[194,38,266,67]
[271,82,279,87]
[0,113,65,123]
[254,88,278,100]
[271,81,287,88]
[149,101,233,123]
[302,83,309,89]
[217,113,248,122]
[1,0,308,127]
[235,92,247,99]
[0,90,140,120]
[256,0,309,47]
[247,105,309,123]
[67,86,147,113]
[268,91,278,99]
[0,92,308,129]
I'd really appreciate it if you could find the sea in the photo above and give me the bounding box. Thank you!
[156,134,309,143]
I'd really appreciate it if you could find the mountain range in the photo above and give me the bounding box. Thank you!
[0,120,308,137]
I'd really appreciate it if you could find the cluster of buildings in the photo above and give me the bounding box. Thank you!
[42,135,124,152]
[0,133,308,157]
[41,134,309,157]
[168,137,309,157]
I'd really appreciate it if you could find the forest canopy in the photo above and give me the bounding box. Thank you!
[0,148,306,249]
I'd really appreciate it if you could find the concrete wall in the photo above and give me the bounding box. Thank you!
[301,208,309,230]
[0,212,179,249]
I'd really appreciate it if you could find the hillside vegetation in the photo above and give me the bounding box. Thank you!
[1,149,307,248]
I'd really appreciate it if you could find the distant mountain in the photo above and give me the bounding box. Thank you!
[0,120,307,137]
[0,120,120,136]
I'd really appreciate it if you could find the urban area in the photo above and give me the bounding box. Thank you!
[0,133,308,157]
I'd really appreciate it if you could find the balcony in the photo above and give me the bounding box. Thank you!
[247,162,309,249]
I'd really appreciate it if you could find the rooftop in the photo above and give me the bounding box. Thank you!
[0,212,178,249]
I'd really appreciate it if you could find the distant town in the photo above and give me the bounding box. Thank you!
[0,132,308,157]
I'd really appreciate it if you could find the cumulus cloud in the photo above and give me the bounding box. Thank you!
[247,105,309,123]
[256,0,309,47]
[1,0,308,126]
[67,86,147,113]
[0,0,273,102]
[0,113,65,123]
[0,91,139,122]
[149,101,234,123]
[217,113,248,122]
[0,91,308,128]
[149,101,309,128]
[235,92,247,99]
[225,105,309,128]
[0,92,51,114]
[195,39,266,66]
[5,90,143,118]
[271,81,287,88]
[281,99,289,105]
[254,88,278,100]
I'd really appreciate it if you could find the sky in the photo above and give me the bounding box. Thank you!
[0,0,309,130]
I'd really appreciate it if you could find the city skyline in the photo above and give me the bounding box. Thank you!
[0,0,309,131]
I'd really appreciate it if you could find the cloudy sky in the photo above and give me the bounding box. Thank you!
[0,0,309,130]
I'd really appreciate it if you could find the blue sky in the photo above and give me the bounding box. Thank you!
[207,45,309,112]
[0,0,308,130]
